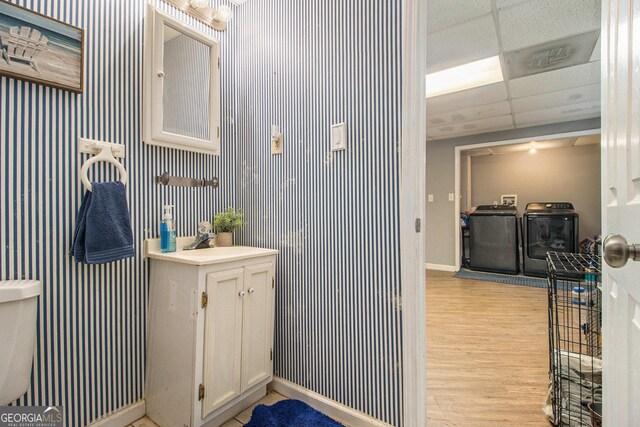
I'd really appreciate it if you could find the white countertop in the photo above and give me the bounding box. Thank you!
[145,237,278,266]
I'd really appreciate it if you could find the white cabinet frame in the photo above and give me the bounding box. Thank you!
[144,5,221,155]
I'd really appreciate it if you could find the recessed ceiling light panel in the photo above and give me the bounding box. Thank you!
[425,55,504,98]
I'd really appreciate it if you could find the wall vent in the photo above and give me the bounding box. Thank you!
[505,30,600,79]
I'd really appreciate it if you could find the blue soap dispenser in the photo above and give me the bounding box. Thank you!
[160,205,176,253]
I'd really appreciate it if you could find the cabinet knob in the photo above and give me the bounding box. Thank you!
[248,288,255,294]
[239,291,246,297]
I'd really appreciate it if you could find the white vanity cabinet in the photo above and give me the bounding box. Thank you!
[145,242,278,427]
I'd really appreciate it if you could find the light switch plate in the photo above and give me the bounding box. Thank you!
[271,124,283,155]
[428,194,434,202]
[331,122,347,151]
[448,193,454,201]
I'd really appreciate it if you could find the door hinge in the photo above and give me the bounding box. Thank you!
[198,384,205,401]
[415,218,421,232]
[272,277,275,289]
[217,126,220,138]
[218,57,221,69]
[201,292,208,309]
[270,348,273,361]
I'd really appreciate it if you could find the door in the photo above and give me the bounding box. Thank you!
[241,263,275,391]
[202,269,244,418]
[601,0,640,424]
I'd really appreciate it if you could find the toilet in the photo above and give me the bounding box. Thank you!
[0,280,41,405]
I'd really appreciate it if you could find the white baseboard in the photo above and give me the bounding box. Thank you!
[87,401,146,427]
[425,263,457,272]
[269,378,391,427]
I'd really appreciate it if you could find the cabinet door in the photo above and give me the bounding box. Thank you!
[202,269,244,418]
[241,263,275,391]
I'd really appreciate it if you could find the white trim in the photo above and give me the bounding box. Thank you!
[453,128,601,272]
[401,1,427,426]
[87,401,146,427]
[269,378,392,427]
[425,263,457,272]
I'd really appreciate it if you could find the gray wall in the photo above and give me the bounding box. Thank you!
[425,118,601,267]
[468,144,601,241]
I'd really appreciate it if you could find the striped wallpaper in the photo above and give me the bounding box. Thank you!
[2,1,405,426]
[0,0,237,425]
[235,1,404,426]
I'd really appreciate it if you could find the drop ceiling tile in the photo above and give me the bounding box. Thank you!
[427,82,508,115]
[515,112,601,128]
[489,139,575,154]
[428,101,511,127]
[427,0,492,34]
[438,125,516,140]
[466,148,494,157]
[511,83,600,113]
[530,139,575,150]
[509,61,600,98]
[427,15,500,73]
[496,0,531,9]
[574,134,600,146]
[514,100,601,125]
[499,0,601,51]
[428,115,514,138]
[590,35,602,62]
[491,144,531,154]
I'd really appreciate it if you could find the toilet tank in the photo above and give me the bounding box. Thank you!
[0,280,41,405]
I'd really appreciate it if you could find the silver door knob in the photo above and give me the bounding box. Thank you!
[239,291,246,297]
[157,71,165,77]
[603,234,640,268]
[248,288,255,294]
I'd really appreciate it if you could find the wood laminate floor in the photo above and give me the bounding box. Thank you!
[426,270,551,427]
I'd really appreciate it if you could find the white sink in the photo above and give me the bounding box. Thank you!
[145,238,278,266]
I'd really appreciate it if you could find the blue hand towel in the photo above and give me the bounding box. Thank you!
[71,182,134,264]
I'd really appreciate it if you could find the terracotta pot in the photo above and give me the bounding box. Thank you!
[216,232,233,247]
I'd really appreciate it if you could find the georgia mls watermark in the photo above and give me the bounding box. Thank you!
[0,406,63,427]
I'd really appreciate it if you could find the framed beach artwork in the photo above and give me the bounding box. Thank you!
[0,0,83,93]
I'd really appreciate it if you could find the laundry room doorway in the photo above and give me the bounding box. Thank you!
[454,130,602,273]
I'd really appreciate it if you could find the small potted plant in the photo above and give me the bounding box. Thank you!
[213,208,245,247]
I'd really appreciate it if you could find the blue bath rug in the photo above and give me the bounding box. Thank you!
[245,399,344,427]
[453,268,549,288]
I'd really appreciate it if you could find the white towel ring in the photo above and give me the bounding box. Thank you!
[80,147,128,192]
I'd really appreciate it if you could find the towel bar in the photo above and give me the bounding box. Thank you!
[155,172,219,188]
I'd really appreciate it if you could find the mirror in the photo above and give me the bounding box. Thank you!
[144,6,220,155]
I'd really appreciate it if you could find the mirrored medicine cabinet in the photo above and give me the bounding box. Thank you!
[144,5,221,155]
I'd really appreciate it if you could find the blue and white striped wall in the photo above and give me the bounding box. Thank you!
[2,1,405,426]
[235,2,404,425]
[0,0,237,425]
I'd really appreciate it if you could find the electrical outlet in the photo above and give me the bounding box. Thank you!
[428,194,434,202]
[271,124,283,155]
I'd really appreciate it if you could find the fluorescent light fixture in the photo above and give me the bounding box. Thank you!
[425,56,504,98]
